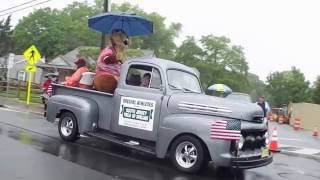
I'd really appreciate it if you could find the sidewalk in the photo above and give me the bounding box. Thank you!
[269,121,320,160]
[0,96,43,115]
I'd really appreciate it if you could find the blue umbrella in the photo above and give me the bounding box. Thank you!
[207,84,233,94]
[88,12,153,36]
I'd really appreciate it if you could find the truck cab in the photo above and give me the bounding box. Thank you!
[46,57,272,173]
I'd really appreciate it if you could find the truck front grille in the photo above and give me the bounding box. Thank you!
[241,130,267,150]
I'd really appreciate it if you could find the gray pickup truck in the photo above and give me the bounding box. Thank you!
[46,57,272,173]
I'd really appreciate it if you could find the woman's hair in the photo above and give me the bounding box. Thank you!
[109,30,129,62]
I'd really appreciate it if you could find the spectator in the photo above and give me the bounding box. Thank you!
[43,74,58,117]
[257,96,270,117]
[41,75,51,104]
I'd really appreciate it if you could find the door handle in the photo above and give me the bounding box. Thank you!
[118,93,125,96]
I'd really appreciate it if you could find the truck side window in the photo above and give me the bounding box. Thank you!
[126,65,162,89]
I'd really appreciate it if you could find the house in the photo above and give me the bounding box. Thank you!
[0,54,44,84]
[36,46,96,82]
[37,47,155,82]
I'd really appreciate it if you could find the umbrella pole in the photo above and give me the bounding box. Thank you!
[100,0,109,50]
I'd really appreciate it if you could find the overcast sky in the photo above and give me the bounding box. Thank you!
[2,0,319,83]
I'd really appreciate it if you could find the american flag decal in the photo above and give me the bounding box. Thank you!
[211,120,241,140]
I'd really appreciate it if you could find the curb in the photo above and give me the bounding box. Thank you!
[280,149,320,161]
[0,105,43,116]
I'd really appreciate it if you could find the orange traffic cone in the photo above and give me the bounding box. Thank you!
[269,127,280,152]
[313,127,319,137]
[293,118,301,131]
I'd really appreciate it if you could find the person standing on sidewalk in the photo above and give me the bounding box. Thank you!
[257,96,270,117]
[41,75,52,104]
[43,74,58,117]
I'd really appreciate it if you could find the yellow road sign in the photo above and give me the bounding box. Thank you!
[23,45,41,65]
[25,65,37,73]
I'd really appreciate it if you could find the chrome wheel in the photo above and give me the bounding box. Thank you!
[60,117,74,137]
[175,141,198,169]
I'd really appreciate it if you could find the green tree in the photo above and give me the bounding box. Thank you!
[13,1,102,58]
[312,76,320,104]
[266,67,312,107]
[200,35,248,74]
[0,16,13,56]
[174,35,250,93]
[175,36,204,64]
[13,1,181,60]
[13,8,69,58]
[111,2,181,59]
[247,73,267,102]
[60,1,101,50]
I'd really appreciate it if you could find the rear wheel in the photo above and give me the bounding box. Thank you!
[170,135,207,173]
[58,112,79,142]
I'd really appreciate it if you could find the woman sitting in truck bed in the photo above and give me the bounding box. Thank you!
[94,29,129,93]
[65,58,89,87]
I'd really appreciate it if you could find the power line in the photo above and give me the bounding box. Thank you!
[0,0,51,17]
[0,0,39,13]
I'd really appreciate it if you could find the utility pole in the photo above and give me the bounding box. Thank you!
[100,0,109,50]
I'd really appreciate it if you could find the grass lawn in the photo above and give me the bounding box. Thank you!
[0,90,42,104]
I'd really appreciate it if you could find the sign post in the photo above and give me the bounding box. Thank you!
[23,45,41,105]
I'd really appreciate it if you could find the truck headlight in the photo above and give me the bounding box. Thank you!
[237,135,245,150]
[264,131,270,145]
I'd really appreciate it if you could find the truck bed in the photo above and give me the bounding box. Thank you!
[52,84,115,130]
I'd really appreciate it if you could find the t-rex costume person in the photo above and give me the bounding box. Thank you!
[94,30,129,93]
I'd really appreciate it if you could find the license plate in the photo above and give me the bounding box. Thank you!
[261,147,269,158]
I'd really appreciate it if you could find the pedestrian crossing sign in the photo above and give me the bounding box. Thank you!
[25,64,37,73]
[23,45,41,65]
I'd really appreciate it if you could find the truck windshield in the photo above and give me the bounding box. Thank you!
[167,69,202,93]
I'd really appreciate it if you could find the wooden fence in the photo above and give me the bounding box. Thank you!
[0,79,43,103]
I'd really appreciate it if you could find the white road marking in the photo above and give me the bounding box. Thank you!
[278,137,304,141]
[279,144,293,148]
[293,148,320,155]
[280,144,320,157]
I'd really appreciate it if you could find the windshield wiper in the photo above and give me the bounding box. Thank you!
[169,84,199,93]
[182,88,199,93]
[168,84,183,91]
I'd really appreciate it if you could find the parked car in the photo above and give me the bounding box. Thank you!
[46,57,272,173]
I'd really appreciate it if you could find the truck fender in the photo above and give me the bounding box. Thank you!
[156,114,213,159]
[46,95,99,132]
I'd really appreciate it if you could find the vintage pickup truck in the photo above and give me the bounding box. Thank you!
[46,57,272,173]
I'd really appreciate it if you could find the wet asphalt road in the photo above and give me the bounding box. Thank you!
[0,108,320,180]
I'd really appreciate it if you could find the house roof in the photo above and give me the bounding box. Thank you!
[50,46,96,69]
[1,47,156,70]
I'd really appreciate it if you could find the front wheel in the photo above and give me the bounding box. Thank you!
[170,135,207,173]
[58,112,79,142]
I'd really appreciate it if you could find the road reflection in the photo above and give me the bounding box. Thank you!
[4,125,249,180]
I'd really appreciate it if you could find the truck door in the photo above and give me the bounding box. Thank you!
[111,64,164,141]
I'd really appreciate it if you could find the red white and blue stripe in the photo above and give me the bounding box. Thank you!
[210,120,241,140]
